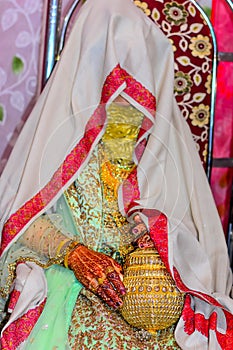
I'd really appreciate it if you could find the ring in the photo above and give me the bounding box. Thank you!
[89,285,98,293]
[88,279,98,292]
[97,277,105,285]
[105,266,115,275]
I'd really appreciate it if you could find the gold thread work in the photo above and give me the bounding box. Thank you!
[121,248,185,332]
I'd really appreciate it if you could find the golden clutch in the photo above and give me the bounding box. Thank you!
[121,248,184,333]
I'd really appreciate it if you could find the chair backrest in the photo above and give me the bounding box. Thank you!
[133,0,217,178]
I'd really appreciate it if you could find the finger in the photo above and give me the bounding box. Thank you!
[106,270,126,295]
[96,287,118,309]
[78,269,99,292]
[105,259,123,274]
[104,262,124,285]
[98,280,123,308]
[131,223,147,236]
[102,281,124,306]
[133,214,143,224]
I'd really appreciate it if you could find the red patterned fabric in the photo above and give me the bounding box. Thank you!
[134,0,214,169]
[173,267,222,307]
[143,210,170,271]
[101,64,156,111]
[182,295,233,349]
[8,290,21,312]
[1,299,46,350]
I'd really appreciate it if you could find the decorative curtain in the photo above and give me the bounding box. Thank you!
[0,0,43,173]
[0,0,74,174]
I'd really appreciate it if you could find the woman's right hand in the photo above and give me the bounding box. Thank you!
[67,245,126,309]
[131,214,154,249]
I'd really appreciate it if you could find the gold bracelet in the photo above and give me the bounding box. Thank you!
[56,239,71,256]
[63,241,82,268]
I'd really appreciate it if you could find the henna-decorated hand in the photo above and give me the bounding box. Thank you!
[67,245,126,309]
[132,214,154,249]
[135,233,155,249]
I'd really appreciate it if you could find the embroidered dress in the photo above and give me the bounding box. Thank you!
[15,132,181,349]
[64,144,180,349]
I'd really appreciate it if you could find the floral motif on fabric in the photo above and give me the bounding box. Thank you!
[202,143,208,164]
[1,65,156,254]
[1,299,46,350]
[163,2,188,25]
[205,74,211,94]
[190,104,210,127]
[134,0,214,169]
[134,1,151,16]
[174,71,193,95]
[168,38,177,52]
[151,8,160,22]
[189,35,212,59]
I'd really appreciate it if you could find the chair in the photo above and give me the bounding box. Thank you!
[133,0,217,180]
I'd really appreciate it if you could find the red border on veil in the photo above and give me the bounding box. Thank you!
[0,64,156,255]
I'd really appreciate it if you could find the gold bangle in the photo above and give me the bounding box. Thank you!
[63,241,82,268]
[56,239,71,256]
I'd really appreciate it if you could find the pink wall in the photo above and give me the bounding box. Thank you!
[211,0,233,234]
[0,0,76,174]
[0,0,43,172]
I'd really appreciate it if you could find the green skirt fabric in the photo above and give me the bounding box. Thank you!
[22,265,82,350]
[23,265,180,350]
